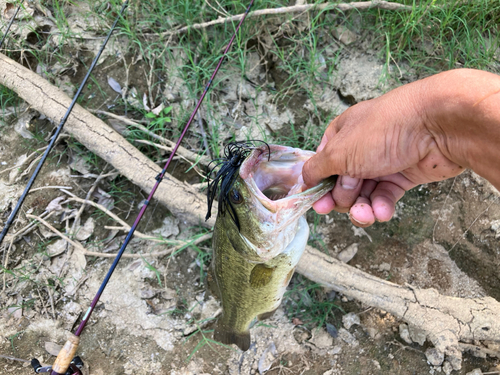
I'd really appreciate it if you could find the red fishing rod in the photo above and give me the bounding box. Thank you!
[29,1,256,374]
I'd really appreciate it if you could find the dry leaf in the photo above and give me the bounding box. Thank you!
[75,217,95,241]
[143,92,150,111]
[46,196,66,212]
[46,239,68,258]
[44,342,62,357]
[93,188,114,210]
[151,103,165,116]
[107,76,122,94]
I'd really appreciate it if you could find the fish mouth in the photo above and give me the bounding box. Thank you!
[240,144,334,212]
[239,144,336,259]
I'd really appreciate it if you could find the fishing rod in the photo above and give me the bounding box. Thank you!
[0,1,21,48]
[29,1,256,374]
[0,1,129,247]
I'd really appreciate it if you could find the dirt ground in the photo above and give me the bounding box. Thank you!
[1,2,500,375]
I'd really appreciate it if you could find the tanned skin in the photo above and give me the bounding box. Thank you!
[302,69,500,227]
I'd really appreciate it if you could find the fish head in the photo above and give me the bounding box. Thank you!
[210,143,336,262]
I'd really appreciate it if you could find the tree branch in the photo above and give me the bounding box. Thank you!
[154,1,412,37]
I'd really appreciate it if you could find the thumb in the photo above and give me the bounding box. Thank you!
[303,143,342,188]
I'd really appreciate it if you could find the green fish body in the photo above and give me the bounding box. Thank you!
[207,143,335,350]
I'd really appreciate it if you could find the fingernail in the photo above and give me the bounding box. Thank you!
[348,213,368,226]
[340,176,360,190]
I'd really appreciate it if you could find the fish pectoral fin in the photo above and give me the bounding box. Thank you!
[257,307,278,321]
[214,324,251,351]
[249,264,276,288]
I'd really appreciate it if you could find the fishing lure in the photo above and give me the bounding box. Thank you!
[206,141,270,230]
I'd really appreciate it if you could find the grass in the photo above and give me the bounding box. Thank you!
[284,275,344,331]
[365,0,500,73]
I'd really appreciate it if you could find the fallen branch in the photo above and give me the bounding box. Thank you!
[154,1,412,37]
[297,245,500,370]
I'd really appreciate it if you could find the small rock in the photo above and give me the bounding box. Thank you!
[140,286,157,299]
[425,348,444,366]
[365,327,379,339]
[332,26,358,45]
[310,328,333,348]
[466,369,483,375]
[338,328,359,347]
[442,361,453,375]
[342,312,360,330]
[326,323,338,338]
[399,323,412,345]
[409,325,427,346]
[378,262,391,272]
[337,243,358,263]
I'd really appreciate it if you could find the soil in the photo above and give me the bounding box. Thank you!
[1,2,500,375]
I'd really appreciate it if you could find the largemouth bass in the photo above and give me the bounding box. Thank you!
[206,142,336,351]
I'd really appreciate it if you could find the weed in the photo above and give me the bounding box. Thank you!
[184,318,235,362]
[141,256,163,287]
[7,331,24,353]
[284,275,344,331]
[364,0,500,73]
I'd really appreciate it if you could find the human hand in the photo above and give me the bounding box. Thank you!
[302,73,470,227]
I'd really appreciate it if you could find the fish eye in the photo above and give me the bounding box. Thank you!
[229,189,243,204]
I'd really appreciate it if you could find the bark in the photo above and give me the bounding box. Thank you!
[1,53,499,368]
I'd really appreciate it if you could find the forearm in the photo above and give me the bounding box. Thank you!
[421,69,500,190]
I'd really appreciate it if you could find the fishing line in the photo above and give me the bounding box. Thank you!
[39,1,256,374]
[0,1,22,49]
[0,1,129,248]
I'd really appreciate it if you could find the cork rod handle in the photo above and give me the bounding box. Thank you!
[51,334,80,374]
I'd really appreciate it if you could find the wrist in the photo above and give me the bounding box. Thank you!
[420,69,500,189]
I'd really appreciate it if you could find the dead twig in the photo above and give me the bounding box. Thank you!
[29,186,73,193]
[26,214,86,253]
[153,1,412,38]
[1,238,14,292]
[90,109,211,167]
[27,213,213,258]
[135,139,207,178]
[60,189,167,243]
[0,354,31,363]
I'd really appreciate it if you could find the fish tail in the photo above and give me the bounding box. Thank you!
[214,323,251,351]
